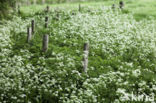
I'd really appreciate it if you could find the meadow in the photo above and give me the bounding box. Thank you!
[0,0,156,103]
[21,0,156,21]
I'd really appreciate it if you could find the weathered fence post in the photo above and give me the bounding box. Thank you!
[112,4,116,10]
[119,1,124,9]
[79,4,81,12]
[42,34,49,52]
[31,20,35,34]
[83,43,89,73]
[45,16,49,28]
[56,13,60,21]
[18,4,20,14]
[27,27,32,43]
[46,5,50,13]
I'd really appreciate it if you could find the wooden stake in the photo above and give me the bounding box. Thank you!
[27,27,32,43]
[45,16,49,28]
[18,4,20,14]
[119,1,124,9]
[46,5,50,12]
[79,4,81,12]
[112,4,116,10]
[83,43,89,73]
[55,12,60,21]
[31,20,35,34]
[42,34,49,52]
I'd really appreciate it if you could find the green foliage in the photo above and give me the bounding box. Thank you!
[0,0,16,19]
[0,2,156,103]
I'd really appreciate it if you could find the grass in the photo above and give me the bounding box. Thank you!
[21,0,156,21]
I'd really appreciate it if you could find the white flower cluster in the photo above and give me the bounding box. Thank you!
[0,6,156,103]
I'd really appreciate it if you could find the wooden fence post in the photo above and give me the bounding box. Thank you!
[46,5,50,12]
[45,16,49,28]
[42,34,49,52]
[112,4,116,10]
[27,27,32,43]
[83,43,89,73]
[18,4,20,14]
[79,4,81,12]
[119,1,124,9]
[56,13,60,21]
[31,20,35,34]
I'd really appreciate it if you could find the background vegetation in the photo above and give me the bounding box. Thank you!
[1,0,156,21]
[0,0,17,18]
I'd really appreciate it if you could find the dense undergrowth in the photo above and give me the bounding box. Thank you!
[0,5,156,103]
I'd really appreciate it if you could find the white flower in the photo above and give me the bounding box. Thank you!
[132,69,141,77]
